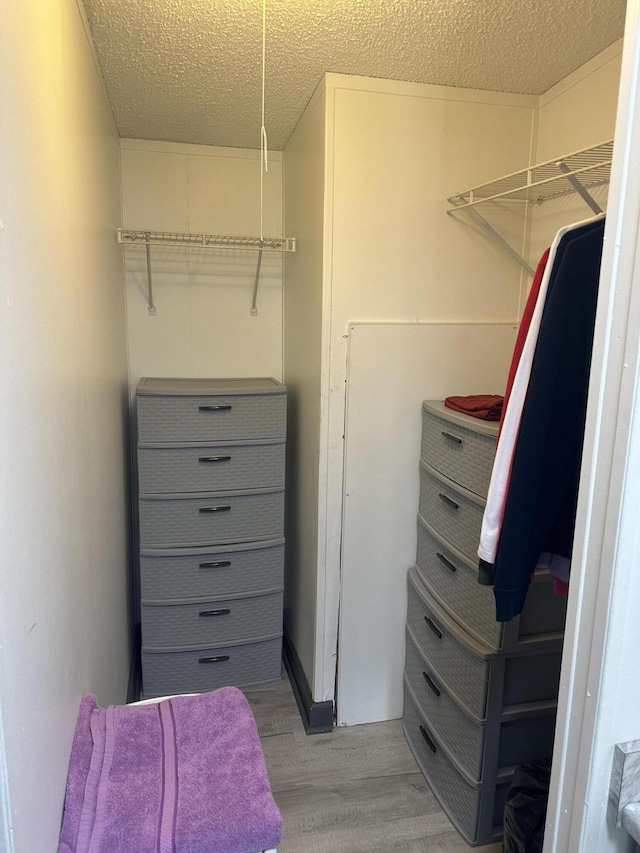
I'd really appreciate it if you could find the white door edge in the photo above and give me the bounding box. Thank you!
[545,2,640,850]
[0,687,13,853]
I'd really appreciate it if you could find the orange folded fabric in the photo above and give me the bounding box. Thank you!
[444,394,504,421]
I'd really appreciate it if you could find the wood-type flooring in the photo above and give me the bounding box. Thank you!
[243,672,502,853]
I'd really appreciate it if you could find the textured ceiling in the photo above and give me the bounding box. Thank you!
[81,0,626,151]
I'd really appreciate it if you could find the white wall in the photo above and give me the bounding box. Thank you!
[283,73,541,706]
[529,42,623,267]
[537,41,623,160]
[284,51,622,714]
[121,140,284,393]
[319,75,537,705]
[0,1,130,849]
[282,85,327,685]
[338,322,516,725]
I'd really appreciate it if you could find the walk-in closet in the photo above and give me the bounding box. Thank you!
[3,1,640,851]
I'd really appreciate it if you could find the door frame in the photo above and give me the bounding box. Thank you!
[545,2,640,849]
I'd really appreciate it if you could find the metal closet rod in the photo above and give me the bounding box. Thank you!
[117,228,296,316]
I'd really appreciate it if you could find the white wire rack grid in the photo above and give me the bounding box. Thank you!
[118,229,296,252]
[448,139,613,209]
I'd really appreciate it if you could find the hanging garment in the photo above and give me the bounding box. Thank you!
[498,248,550,440]
[490,216,605,621]
[477,215,605,584]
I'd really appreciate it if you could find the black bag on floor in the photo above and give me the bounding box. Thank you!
[503,758,552,853]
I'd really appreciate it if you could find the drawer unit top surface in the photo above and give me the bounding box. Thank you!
[137,377,286,396]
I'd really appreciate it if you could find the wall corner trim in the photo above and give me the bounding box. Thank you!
[282,630,333,735]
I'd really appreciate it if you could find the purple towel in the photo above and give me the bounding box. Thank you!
[57,687,282,853]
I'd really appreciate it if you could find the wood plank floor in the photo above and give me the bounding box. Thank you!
[243,673,502,853]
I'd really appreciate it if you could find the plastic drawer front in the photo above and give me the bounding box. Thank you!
[140,539,284,601]
[419,462,485,562]
[405,628,486,779]
[415,516,567,650]
[139,488,284,548]
[141,589,283,647]
[137,392,286,444]
[403,683,510,847]
[407,567,489,717]
[421,402,498,498]
[141,635,283,698]
[415,514,501,648]
[137,441,285,494]
[404,632,557,782]
[407,568,564,718]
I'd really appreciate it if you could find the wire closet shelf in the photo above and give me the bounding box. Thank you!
[118,229,296,316]
[446,139,613,276]
[447,139,613,210]
[118,229,296,253]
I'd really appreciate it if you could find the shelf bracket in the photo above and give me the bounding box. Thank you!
[453,201,535,277]
[556,161,603,214]
[250,241,264,316]
[145,234,157,315]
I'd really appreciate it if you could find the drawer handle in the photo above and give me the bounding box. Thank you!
[198,655,230,664]
[424,616,443,639]
[419,725,437,754]
[199,560,232,569]
[199,505,231,513]
[422,671,441,697]
[198,455,231,463]
[441,430,463,445]
[199,405,232,412]
[436,552,457,573]
[199,608,231,617]
[438,493,459,510]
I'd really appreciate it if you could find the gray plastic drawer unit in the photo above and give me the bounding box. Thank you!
[403,400,566,845]
[136,377,286,696]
